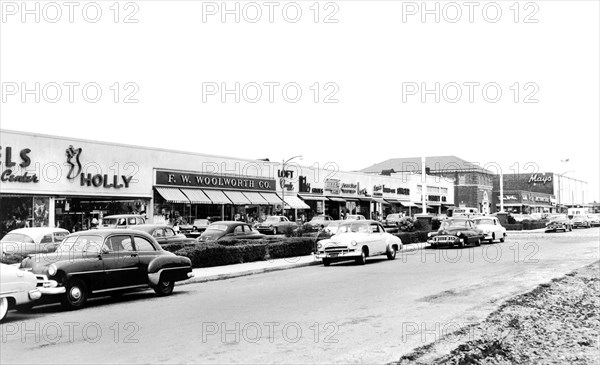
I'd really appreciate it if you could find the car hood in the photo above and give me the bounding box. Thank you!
[19,254,55,275]
[320,232,369,247]
[434,227,470,235]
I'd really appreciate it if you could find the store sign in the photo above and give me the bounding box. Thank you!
[373,185,383,197]
[277,169,295,178]
[311,188,324,194]
[279,178,294,191]
[528,174,552,184]
[0,146,39,183]
[341,183,357,194]
[397,188,410,195]
[535,196,551,203]
[65,145,133,189]
[156,170,276,191]
[299,176,311,193]
[325,179,341,194]
[504,195,518,201]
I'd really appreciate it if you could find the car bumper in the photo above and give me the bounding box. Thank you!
[427,236,463,246]
[316,250,360,260]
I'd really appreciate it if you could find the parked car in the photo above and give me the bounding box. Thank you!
[304,215,334,231]
[316,220,402,266]
[0,263,42,322]
[198,221,265,242]
[19,229,193,310]
[571,215,591,229]
[131,224,198,246]
[427,218,485,248]
[384,213,404,227]
[451,207,479,217]
[472,216,506,243]
[180,219,211,234]
[256,216,298,235]
[510,214,533,223]
[0,227,70,256]
[545,216,573,232]
[344,214,366,221]
[587,214,600,227]
[98,214,146,229]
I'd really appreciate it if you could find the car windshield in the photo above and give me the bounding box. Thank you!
[194,219,209,226]
[441,220,470,229]
[311,217,325,221]
[57,235,104,253]
[572,216,585,221]
[387,214,400,219]
[337,222,370,233]
[473,219,494,225]
[265,216,280,222]
[206,224,227,231]
[0,233,34,243]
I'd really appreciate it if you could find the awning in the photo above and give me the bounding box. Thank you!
[203,189,232,204]
[372,198,390,205]
[223,190,252,205]
[283,195,310,209]
[260,192,283,205]
[242,192,269,205]
[399,201,418,207]
[180,188,212,204]
[384,198,402,204]
[327,196,346,202]
[442,203,455,206]
[155,187,190,204]
[428,202,442,207]
[415,202,432,209]
[358,196,372,202]
[298,194,327,201]
[495,203,526,207]
[341,196,360,201]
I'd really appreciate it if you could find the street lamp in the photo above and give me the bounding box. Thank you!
[557,170,574,213]
[281,155,302,219]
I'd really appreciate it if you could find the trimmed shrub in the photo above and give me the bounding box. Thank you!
[504,224,523,231]
[522,220,547,230]
[398,217,416,232]
[267,238,314,259]
[431,219,441,231]
[507,215,517,224]
[0,253,26,265]
[175,242,267,268]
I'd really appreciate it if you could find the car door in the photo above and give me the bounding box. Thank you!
[370,223,386,254]
[132,235,158,285]
[163,227,182,244]
[151,228,167,245]
[100,234,141,291]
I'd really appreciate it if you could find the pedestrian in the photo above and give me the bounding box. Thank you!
[173,222,180,234]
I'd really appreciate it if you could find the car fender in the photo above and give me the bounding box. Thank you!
[147,254,192,286]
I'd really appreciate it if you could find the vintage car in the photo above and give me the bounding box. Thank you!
[510,213,534,223]
[198,221,265,242]
[19,229,193,310]
[344,214,366,221]
[0,227,70,256]
[384,213,404,227]
[179,219,211,237]
[304,215,335,231]
[131,224,198,246]
[545,216,573,232]
[571,215,591,229]
[427,218,485,248]
[587,214,600,227]
[472,216,506,243]
[0,263,42,322]
[316,220,402,266]
[98,214,146,229]
[256,216,298,235]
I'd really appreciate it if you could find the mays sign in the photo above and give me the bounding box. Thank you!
[156,170,276,191]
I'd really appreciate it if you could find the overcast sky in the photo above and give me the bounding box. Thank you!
[1,1,598,201]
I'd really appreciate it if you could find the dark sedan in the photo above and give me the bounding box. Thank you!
[545,217,573,232]
[131,224,198,246]
[198,221,265,242]
[19,229,193,310]
[427,218,484,248]
[304,215,334,231]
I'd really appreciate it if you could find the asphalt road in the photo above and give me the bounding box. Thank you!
[1,228,598,364]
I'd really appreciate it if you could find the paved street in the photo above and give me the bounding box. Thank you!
[1,228,598,364]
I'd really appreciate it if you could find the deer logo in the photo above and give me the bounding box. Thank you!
[65,145,82,180]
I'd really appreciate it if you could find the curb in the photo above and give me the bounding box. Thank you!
[177,242,430,286]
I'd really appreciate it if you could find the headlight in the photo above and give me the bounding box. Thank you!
[317,243,322,250]
[485,230,491,234]
[427,232,434,237]
[48,264,57,276]
[351,240,358,246]
[456,232,461,236]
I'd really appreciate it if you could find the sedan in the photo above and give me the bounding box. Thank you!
[545,217,573,232]
[1,263,42,322]
[19,229,193,310]
[304,215,334,231]
[571,215,591,229]
[427,218,484,248]
[316,220,402,266]
[384,213,403,227]
[198,221,266,242]
[131,224,198,246]
[256,216,298,235]
[587,214,600,227]
[0,227,70,256]
[472,217,506,243]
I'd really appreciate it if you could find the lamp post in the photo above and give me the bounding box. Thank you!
[281,155,302,219]
[557,170,574,213]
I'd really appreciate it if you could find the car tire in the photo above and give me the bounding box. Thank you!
[355,250,367,265]
[61,278,88,310]
[500,235,505,243]
[491,233,496,243]
[153,277,174,297]
[386,246,396,260]
[0,297,8,322]
[323,258,331,267]
[474,238,481,247]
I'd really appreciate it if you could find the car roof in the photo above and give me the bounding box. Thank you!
[339,219,381,225]
[65,229,154,238]
[209,221,248,225]
[130,224,173,233]
[103,214,145,219]
[5,227,70,241]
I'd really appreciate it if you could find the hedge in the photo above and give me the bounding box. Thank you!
[0,253,26,265]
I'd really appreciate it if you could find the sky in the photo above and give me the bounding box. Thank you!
[1,0,599,201]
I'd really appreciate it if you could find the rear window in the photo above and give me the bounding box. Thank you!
[207,224,227,231]
[102,218,117,225]
[1,233,34,243]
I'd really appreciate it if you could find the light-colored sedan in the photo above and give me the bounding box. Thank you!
[0,263,42,322]
[472,217,506,243]
[587,214,600,227]
[0,227,70,256]
[316,220,402,266]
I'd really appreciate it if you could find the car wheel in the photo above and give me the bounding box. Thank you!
[355,250,367,265]
[322,258,331,266]
[500,235,505,243]
[153,278,174,297]
[474,238,481,247]
[0,297,8,322]
[491,233,496,243]
[386,246,397,260]
[61,278,88,310]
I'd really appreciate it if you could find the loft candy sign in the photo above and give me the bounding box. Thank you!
[528,174,552,184]
[156,170,276,191]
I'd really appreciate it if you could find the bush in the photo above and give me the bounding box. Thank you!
[522,220,547,230]
[175,242,267,268]
[267,238,314,259]
[398,217,415,232]
[504,224,523,231]
[431,219,441,231]
[507,215,517,224]
[0,253,26,265]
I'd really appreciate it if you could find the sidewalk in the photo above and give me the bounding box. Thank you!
[178,241,430,286]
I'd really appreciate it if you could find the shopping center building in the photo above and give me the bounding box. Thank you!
[0,130,454,235]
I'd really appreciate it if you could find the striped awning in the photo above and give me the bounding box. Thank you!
[372,198,389,205]
[155,187,190,204]
[327,196,346,202]
[243,192,269,205]
[260,192,283,205]
[203,190,232,204]
[384,198,402,204]
[341,196,360,201]
[223,191,251,205]
[283,195,310,209]
[298,194,326,201]
[180,188,212,204]
[399,201,418,207]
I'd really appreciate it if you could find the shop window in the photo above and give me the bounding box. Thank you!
[40,234,53,244]
[134,236,156,251]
